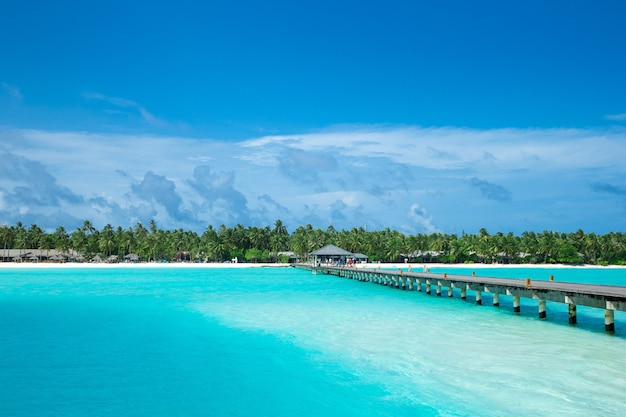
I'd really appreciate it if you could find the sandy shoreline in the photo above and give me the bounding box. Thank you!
[0,262,624,270]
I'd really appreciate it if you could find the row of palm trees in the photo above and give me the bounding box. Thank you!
[1,220,625,265]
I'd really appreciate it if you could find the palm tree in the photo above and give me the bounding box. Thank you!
[70,228,87,255]
[385,235,405,262]
[99,224,115,257]
[14,223,27,261]
[82,219,95,236]
[347,227,365,253]
[39,234,55,260]
[448,234,466,263]
[584,232,599,264]
[134,222,149,259]
[538,231,559,263]
[53,226,70,255]
[499,232,518,263]
[206,233,229,262]
[26,224,44,250]
[171,229,185,254]
[429,233,450,261]
[248,226,269,251]
[520,231,538,263]
[1,224,9,260]
[290,226,314,257]
[114,226,125,257]
[272,219,289,238]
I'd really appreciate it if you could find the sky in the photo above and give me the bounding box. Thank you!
[1,0,626,236]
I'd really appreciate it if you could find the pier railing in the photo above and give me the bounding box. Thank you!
[296,264,626,333]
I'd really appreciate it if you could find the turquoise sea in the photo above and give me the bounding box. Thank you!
[1,266,626,416]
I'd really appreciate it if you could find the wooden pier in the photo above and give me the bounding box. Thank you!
[297,264,626,333]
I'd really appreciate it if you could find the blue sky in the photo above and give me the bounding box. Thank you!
[1,0,625,235]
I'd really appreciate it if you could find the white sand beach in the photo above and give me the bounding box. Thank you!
[0,261,623,270]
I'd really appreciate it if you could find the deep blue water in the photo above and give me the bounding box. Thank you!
[1,266,626,416]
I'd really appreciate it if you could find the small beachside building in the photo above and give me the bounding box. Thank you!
[352,253,369,263]
[310,244,355,266]
[0,249,82,263]
[277,251,300,263]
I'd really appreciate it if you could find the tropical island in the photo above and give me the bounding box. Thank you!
[1,220,625,266]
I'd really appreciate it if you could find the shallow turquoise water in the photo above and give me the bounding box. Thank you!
[1,266,626,416]
[427,266,626,286]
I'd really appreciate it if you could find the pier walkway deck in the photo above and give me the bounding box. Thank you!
[297,264,626,333]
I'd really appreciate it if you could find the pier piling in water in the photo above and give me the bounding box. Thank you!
[605,302,616,333]
[538,300,547,319]
[299,265,626,333]
[568,303,577,324]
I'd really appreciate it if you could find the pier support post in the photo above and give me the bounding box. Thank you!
[407,278,413,291]
[513,296,521,313]
[538,300,547,319]
[568,303,577,325]
[605,302,615,333]
[460,287,467,300]
[436,283,442,297]
[416,279,422,292]
[426,282,431,295]
[492,293,499,307]
[448,286,453,297]
[475,291,482,305]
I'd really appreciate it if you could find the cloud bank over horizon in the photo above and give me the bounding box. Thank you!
[1,124,624,235]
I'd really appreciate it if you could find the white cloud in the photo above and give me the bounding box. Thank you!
[605,113,626,121]
[1,125,625,234]
[83,92,169,127]
[245,125,626,173]
[2,82,22,100]
[408,203,438,234]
